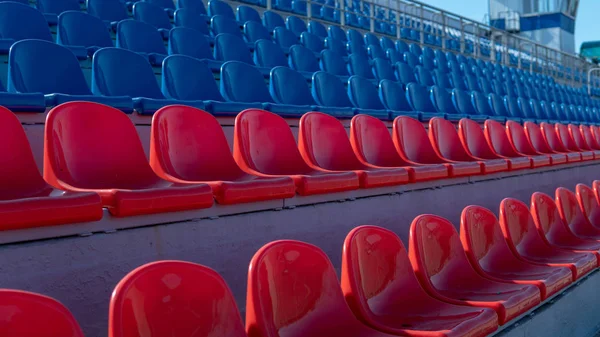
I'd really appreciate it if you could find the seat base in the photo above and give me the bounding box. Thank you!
[290,171,359,196]
[355,167,410,188]
[529,155,552,168]
[446,161,481,177]
[206,176,296,205]
[481,159,509,174]
[507,156,532,170]
[408,164,449,182]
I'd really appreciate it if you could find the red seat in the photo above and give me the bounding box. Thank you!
[555,187,600,240]
[539,123,582,162]
[480,119,532,170]
[499,198,597,280]
[44,102,214,217]
[0,106,103,231]
[523,122,568,165]
[298,112,410,188]
[350,114,449,182]
[429,118,505,174]
[577,183,600,230]
[246,240,397,337]
[504,121,552,167]
[460,205,572,300]
[341,225,499,337]
[409,214,541,325]
[0,289,84,337]
[590,125,600,148]
[579,125,600,151]
[149,105,296,204]
[530,192,600,263]
[457,118,519,171]
[109,261,247,337]
[392,116,479,177]
[556,123,594,160]
[569,124,600,158]
[233,109,359,196]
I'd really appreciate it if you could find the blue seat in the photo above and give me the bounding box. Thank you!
[479,78,493,94]
[8,40,132,111]
[420,53,435,71]
[57,11,113,56]
[380,36,395,52]
[379,79,418,119]
[236,5,261,23]
[286,15,307,37]
[464,75,481,92]
[347,76,389,120]
[320,1,338,22]
[211,15,243,38]
[529,99,547,121]
[273,26,298,51]
[540,101,559,121]
[262,10,285,32]
[385,49,401,64]
[162,55,249,116]
[168,27,215,65]
[324,36,347,56]
[93,47,201,114]
[307,21,327,39]
[311,71,354,117]
[363,33,379,48]
[517,97,537,121]
[87,0,128,29]
[214,33,253,64]
[291,0,321,17]
[173,9,210,35]
[414,66,433,87]
[133,2,171,38]
[143,0,176,16]
[0,1,53,53]
[37,0,79,24]
[176,0,207,14]
[504,95,523,120]
[367,44,385,59]
[395,62,417,86]
[207,0,235,19]
[288,44,319,73]
[372,58,395,81]
[448,72,467,90]
[327,25,347,42]
[403,51,420,68]
[274,0,292,11]
[346,29,364,48]
[430,85,459,120]
[472,90,504,122]
[450,88,479,121]
[487,93,509,120]
[406,83,442,121]
[409,43,422,56]
[253,40,287,68]
[319,50,348,77]
[300,31,323,53]
[432,69,451,89]
[396,40,409,53]
[347,53,373,79]
[244,21,271,43]
[116,19,167,66]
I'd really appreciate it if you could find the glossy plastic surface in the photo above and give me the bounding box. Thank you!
[555,187,600,239]
[150,105,296,204]
[350,114,449,182]
[0,289,84,337]
[298,112,410,187]
[579,125,600,151]
[460,205,572,299]
[249,240,398,337]
[409,214,541,325]
[540,123,582,162]
[481,120,533,169]
[576,183,600,230]
[109,260,247,337]
[555,123,594,160]
[568,124,600,158]
[499,198,597,280]
[116,19,167,55]
[523,122,568,165]
[341,225,499,337]
[505,120,552,167]
[44,101,214,217]
[233,109,359,196]
[0,105,102,231]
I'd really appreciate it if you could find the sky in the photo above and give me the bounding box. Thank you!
[417,0,600,52]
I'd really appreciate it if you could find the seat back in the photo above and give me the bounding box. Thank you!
[380,36,394,51]
[44,102,160,189]
[0,290,84,337]
[38,0,79,15]
[327,24,346,41]
[262,10,284,31]
[300,31,323,53]
[350,114,407,167]
[214,33,252,63]
[253,40,287,68]
[347,54,373,79]
[506,120,537,155]
[591,125,600,146]
[286,15,307,37]
[311,71,352,107]
[393,116,442,163]
[499,198,550,256]
[116,19,167,55]
[451,88,476,115]
[530,192,574,244]
[379,79,411,112]
[371,58,395,81]
[429,117,474,161]
[0,2,52,41]
[524,122,553,153]
[569,124,591,150]
[168,27,213,60]
[110,261,246,337]
[484,119,520,157]
[323,36,347,56]
[244,21,271,43]
[87,0,128,22]
[273,26,298,50]
[246,240,363,337]
[270,66,315,105]
[220,61,272,103]
[458,118,498,159]
[233,109,313,175]
[431,86,459,115]
[406,83,436,113]
[307,20,327,38]
[236,5,260,23]
[177,0,207,14]
[133,1,171,30]
[472,91,493,116]
[556,187,596,238]
[555,123,580,151]
[57,11,113,49]
[173,9,209,35]
[161,55,222,101]
[348,76,385,110]
[580,125,600,150]
[92,47,163,98]
[395,62,417,85]
[211,14,243,37]
[576,184,600,229]
[8,39,91,95]
[207,0,235,18]
[288,44,319,72]
[541,123,569,152]
[396,40,409,53]
[414,65,433,86]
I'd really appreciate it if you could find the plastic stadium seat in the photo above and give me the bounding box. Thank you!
[409,214,541,325]
[378,79,419,119]
[429,118,501,174]
[370,58,394,81]
[273,26,298,51]
[406,84,444,121]
[233,109,359,195]
[300,31,323,53]
[327,24,347,42]
[177,0,207,14]
[414,65,434,87]
[37,0,79,24]
[211,15,244,38]
[570,124,600,158]
[0,2,53,50]
[311,71,354,116]
[482,119,534,169]
[540,123,583,162]
[298,112,410,187]
[237,5,260,23]
[286,15,307,37]
[246,240,397,337]
[577,183,600,230]
[109,261,247,337]
[0,290,85,336]
[8,40,133,111]
[87,0,128,28]
[531,192,600,261]
[403,51,420,68]
[431,86,462,120]
[57,11,114,56]
[499,198,597,280]
[392,116,477,177]
[341,225,499,337]
[364,32,379,47]
[173,9,210,35]
[168,27,214,61]
[116,20,167,66]
[523,122,568,165]
[580,125,600,151]
[347,54,374,79]
[555,123,594,160]
[307,20,327,38]
[144,0,176,15]
[556,187,600,239]
[207,0,235,19]
[460,205,572,300]
[288,44,319,73]
[133,1,172,37]
[324,36,348,57]
[150,106,295,204]
[44,101,214,217]
[591,125,600,147]
[386,49,402,64]
[472,91,504,122]
[262,10,285,31]
[253,40,287,68]
[380,36,395,52]
[346,76,388,120]
[214,33,253,64]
